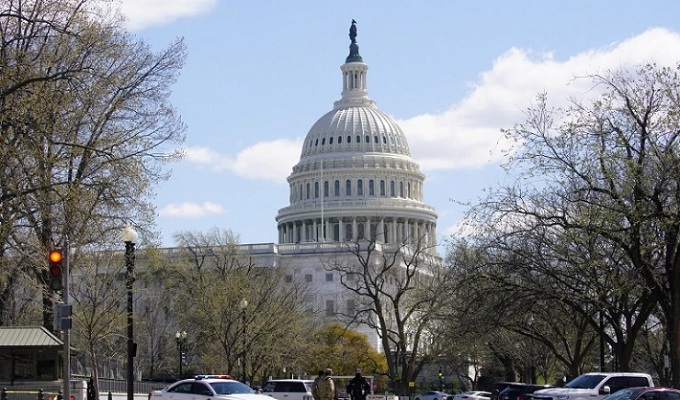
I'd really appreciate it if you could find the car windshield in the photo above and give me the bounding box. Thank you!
[210,381,255,395]
[565,375,606,389]
[603,388,645,400]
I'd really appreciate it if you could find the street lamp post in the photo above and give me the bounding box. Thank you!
[122,225,138,400]
[240,299,248,384]
[175,330,187,379]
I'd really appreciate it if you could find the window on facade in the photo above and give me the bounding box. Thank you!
[305,274,313,283]
[321,138,325,145]
[345,224,352,241]
[325,300,335,316]
[356,135,360,143]
[338,136,343,144]
[347,299,356,315]
[399,182,404,197]
[333,224,340,241]
[347,135,351,143]
[365,135,370,143]
[383,136,387,144]
[380,180,385,196]
[390,181,395,197]
[374,135,378,143]
[315,182,319,198]
[358,180,364,195]
[330,137,333,144]
[306,183,310,199]
[369,180,375,196]
[315,138,318,146]
[334,180,340,196]
[324,181,329,197]
[407,182,411,198]
[358,223,365,239]
[345,180,352,196]
[326,273,333,282]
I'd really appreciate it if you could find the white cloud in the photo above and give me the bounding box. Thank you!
[400,27,680,172]
[159,201,225,218]
[184,138,303,183]
[115,0,217,31]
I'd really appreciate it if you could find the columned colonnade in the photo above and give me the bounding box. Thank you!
[277,215,436,248]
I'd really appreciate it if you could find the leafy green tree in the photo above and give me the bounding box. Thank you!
[0,0,186,327]
[466,63,680,383]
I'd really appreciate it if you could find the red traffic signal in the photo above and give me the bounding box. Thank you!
[48,249,64,291]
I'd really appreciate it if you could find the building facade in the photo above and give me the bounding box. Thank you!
[243,21,441,350]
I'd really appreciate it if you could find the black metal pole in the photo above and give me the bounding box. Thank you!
[178,340,183,379]
[242,310,247,384]
[125,241,136,400]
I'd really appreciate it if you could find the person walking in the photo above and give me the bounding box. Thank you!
[317,368,335,400]
[312,370,324,400]
[347,368,371,400]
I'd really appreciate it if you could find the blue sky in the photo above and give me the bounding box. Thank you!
[113,1,680,248]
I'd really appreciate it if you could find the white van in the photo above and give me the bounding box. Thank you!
[261,379,314,400]
[531,372,654,400]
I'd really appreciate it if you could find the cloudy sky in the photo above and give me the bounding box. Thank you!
[112,0,680,248]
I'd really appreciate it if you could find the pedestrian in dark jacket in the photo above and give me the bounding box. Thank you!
[347,369,371,400]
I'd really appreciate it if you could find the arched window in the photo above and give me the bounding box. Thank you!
[369,180,375,196]
[356,135,360,143]
[399,182,404,197]
[382,136,387,144]
[365,135,370,143]
[334,180,340,196]
[380,180,385,196]
[321,138,325,145]
[358,223,365,240]
[315,182,319,198]
[345,223,353,241]
[324,181,329,197]
[315,138,319,146]
[345,180,352,196]
[347,135,352,143]
[390,181,395,197]
[330,137,333,144]
[306,183,310,199]
[338,136,343,144]
[358,179,364,196]
[407,182,411,198]
[374,135,378,143]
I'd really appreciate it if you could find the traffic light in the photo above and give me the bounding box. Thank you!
[48,248,64,291]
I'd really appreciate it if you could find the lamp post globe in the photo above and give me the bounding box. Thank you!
[122,225,137,400]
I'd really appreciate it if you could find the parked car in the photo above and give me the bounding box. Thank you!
[491,383,522,400]
[261,379,314,400]
[452,391,492,400]
[532,373,654,400]
[603,387,680,400]
[498,384,551,400]
[416,391,451,400]
[148,376,270,400]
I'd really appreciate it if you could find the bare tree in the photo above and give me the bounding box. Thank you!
[325,237,447,395]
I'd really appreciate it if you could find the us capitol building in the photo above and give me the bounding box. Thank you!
[195,21,439,349]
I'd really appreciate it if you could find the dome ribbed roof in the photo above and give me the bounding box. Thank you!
[300,105,411,157]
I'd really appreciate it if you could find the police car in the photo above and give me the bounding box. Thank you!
[149,375,273,400]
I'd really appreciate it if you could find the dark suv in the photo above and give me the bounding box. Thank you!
[499,384,552,400]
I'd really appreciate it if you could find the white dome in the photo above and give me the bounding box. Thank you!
[275,25,437,248]
[300,105,411,158]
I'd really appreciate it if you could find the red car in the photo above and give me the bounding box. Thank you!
[603,387,680,400]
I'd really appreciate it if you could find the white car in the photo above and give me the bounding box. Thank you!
[261,379,314,400]
[415,391,451,400]
[453,391,492,400]
[149,376,272,400]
